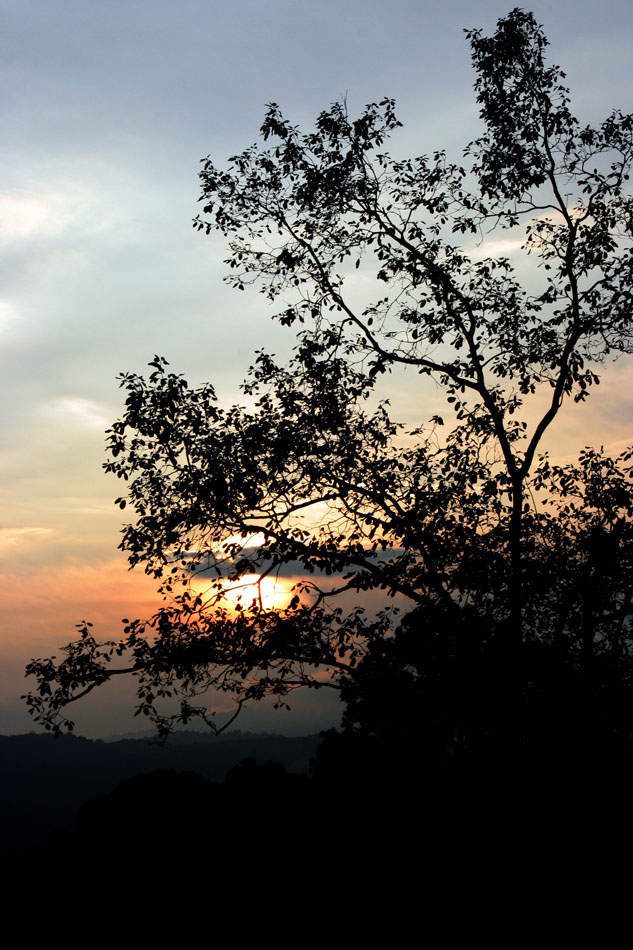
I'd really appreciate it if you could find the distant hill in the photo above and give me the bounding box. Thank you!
[0,730,322,854]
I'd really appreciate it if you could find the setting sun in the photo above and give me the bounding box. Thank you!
[191,573,294,613]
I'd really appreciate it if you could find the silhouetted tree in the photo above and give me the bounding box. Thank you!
[25,10,632,747]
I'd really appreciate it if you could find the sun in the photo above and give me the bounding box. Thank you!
[191,573,294,613]
[222,574,294,611]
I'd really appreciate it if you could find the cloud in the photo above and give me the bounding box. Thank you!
[50,397,110,429]
[0,527,54,557]
[195,546,407,581]
[0,189,86,246]
[0,300,19,334]
[0,192,51,242]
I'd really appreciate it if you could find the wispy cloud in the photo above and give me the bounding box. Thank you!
[0,189,86,246]
[0,526,53,557]
[0,192,51,242]
[50,397,110,429]
[0,300,19,334]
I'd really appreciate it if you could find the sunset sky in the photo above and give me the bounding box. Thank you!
[1,0,631,737]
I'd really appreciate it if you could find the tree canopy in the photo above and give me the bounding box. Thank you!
[25,9,633,744]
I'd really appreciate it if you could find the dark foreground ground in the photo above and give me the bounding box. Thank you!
[5,726,633,878]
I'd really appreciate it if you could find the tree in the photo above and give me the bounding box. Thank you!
[25,9,633,746]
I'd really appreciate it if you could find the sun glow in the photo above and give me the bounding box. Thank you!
[191,572,294,613]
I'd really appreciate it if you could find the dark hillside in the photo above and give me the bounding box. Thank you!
[0,730,320,853]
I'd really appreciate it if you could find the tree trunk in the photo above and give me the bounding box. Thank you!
[509,481,524,649]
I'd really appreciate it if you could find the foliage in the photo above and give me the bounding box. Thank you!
[24,9,633,742]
